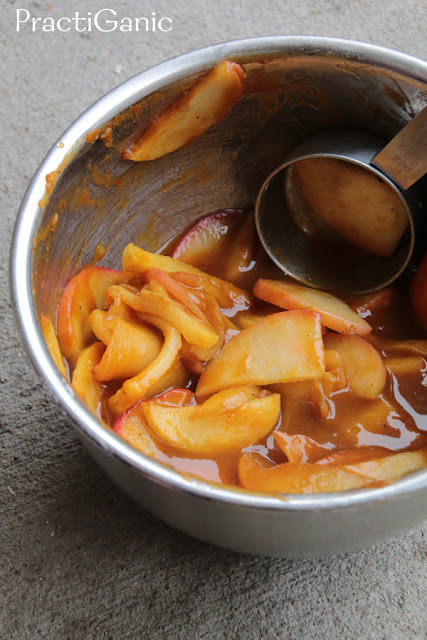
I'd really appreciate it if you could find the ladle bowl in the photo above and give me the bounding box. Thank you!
[255,129,423,293]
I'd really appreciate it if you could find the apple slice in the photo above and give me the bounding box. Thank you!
[57,266,124,362]
[122,244,250,312]
[367,336,427,358]
[343,447,427,483]
[114,401,162,457]
[314,446,391,466]
[108,315,186,414]
[274,432,335,463]
[385,356,425,376]
[142,391,280,455]
[123,61,246,161]
[349,287,396,317]
[144,269,208,323]
[88,314,163,381]
[172,210,244,267]
[172,210,255,282]
[190,385,265,421]
[106,284,218,350]
[40,314,67,379]
[238,453,372,494]
[254,279,371,336]
[324,334,386,399]
[292,157,408,257]
[71,341,106,416]
[196,311,325,399]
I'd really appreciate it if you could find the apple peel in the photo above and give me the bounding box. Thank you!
[57,266,124,361]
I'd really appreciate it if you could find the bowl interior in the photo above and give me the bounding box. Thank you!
[32,43,427,317]
[17,38,427,508]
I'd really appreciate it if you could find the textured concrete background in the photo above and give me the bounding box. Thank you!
[1,1,427,638]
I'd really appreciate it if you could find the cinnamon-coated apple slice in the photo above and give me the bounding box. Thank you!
[108,315,187,414]
[121,244,250,311]
[324,333,386,399]
[71,342,106,416]
[254,279,371,336]
[113,401,162,458]
[190,385,265,421]
[106,284,218,350]
[196,311,325,399]
[238,453,372,494]
[172,210,255,281]
[57,266,124,362]
[342,447,427,482]
[88,312,163,381]
[142,391,280,455]
[40,314,68,379]
[172,210,244,267]
[123,61,246,161]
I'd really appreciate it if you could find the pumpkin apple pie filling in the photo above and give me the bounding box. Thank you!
[41,208,427,494]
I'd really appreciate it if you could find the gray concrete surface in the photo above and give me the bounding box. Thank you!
[1,1,427,638]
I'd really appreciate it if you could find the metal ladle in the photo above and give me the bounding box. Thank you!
[255,106,427,293]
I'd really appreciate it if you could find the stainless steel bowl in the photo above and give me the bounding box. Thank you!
[10,37,427,557]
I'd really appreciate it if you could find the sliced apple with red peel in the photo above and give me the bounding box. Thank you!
[106,284,218,350]
[113,401,161,457]
[172,210,244,267]
[324,333,386,399]
[89,314,163,382]
[172,210,255,282]
[142,391,280,455]
[254,279,371,336]
[40,314,67,379]
[144,269,208,323]
[196,311,325,399]
[123,61,246,162]
[238,453,372,494]
[109,315,185,414]
[57,266,124,361]
[122,244,250,312]
[71,342,106,416]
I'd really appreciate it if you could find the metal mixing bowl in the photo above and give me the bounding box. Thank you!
[10,37,427,557]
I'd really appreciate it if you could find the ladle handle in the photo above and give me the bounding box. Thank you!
[372,105,427,190]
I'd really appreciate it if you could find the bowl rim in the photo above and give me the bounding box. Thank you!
[10,35,427,512]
